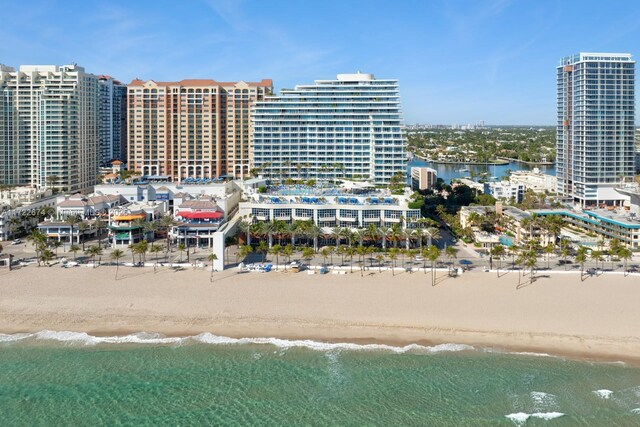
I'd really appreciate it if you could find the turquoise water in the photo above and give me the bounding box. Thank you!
[1,334,639,426]
[500,235,515,247]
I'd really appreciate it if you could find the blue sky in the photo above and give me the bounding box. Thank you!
[1,0,639,125]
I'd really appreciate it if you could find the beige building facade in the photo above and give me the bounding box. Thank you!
[127,78,272,181]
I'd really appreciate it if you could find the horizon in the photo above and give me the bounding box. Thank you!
[1,0,640,125]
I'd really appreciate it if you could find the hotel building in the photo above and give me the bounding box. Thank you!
[557,53,635,206]
[127,78,272,181]
[98,76,127,165]
[0,64,99,192]
[251,73,407,185]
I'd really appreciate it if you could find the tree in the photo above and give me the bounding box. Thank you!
[320,247,330,267]
[590,250,603,271]
[491,244,505,276]
[150,243,163,272]
[65,214,81,245]
[257,240,268,262]
[50,240,62,256]
[77,221,89,250]
[356,245,367,276]
[85,245,103,268]
[69,244,80,261]
[331,226,342,247]
[40,249,55,266]
[427,245,441,286]
[46,175,59,193]
[543,243,554,270]
[445,246,458,267]
[283,245,294,270]
[177,243,186,263]
[576,247,588,281]
[110,249,124,279]
[238,244,254,263]
[618,247,632,276]
[302,247,315,269]
[238,219,252,245]
[388,248,398,276]
[94,218,107,248]
[308,223,323,252]
[346,246,357,273]
[159,214,177,255]
[376,254,385,272]
[208,253,218,282]
[136,240,149,264]
[270,244,283,270]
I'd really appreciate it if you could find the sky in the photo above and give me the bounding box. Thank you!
[1,0,640,125]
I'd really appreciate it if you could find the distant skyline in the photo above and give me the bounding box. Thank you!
[1,0,639,124]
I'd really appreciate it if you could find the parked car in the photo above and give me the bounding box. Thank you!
[11,239,22,245]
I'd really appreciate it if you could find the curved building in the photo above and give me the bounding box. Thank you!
[251,72,407,185]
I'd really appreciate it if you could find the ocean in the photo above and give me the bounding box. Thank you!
[1,332,639,426]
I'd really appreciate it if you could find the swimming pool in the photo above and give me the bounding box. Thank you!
[499,235,514,247]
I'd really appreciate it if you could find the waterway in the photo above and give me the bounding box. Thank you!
[408,158,556,184]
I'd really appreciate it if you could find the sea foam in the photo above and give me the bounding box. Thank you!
[592,389,613,399]
[0,330,475,354]
[505,412,565,425]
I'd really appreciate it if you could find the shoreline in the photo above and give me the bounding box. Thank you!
[2,266,640,365]
[410,152,510,165]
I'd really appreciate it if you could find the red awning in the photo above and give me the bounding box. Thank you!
[177,211,223,219]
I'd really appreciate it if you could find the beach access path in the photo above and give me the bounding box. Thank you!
[1,265,639,363]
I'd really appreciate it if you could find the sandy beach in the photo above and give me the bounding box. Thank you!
[1,265,639,362]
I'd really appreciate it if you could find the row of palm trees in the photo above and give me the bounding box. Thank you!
[490,236,635,283]
[238,219,442,252]
[236,242,458,285]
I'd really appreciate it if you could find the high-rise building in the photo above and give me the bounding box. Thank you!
[0,64,99,192]
[98,76,127,165]
[557,53,635,206]
[251,72,407,185]
[126,78,272,181]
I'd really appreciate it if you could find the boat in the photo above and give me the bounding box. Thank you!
[458,168,470,172]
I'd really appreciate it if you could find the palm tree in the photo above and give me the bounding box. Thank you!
[320,247,330,267]
[238,244,253,263]
[427,245,441,286]
[69,244,80,261]
[150,243,163,272]
[376,254,385,272]
[543,243,554,270]
[77,221,89,250]
[65,214,80,245]
[388,248,398,275]
[328,226,340,247]
[576,247,588,281]
[270,244,283,270]
[40,249,55,266]
[302,247,314,269]
[491,244,505,276]
[159,214,177,255]
[346,246,357,273]
[618,247,633,276]
[336,245,346,266]
[136,240,149,264]
[177,243,186,263]
[445,246,458,268]
[208,253,218,282]
[590,250,603,271]
[356,245,367,276]
[283,245,294,270]
[608,239,621,270]
[111,249,124,279]
[388,224,402,248]
[128,243,136,264]
[425,226,441,247]
[257,240,268,262]
[94,218,107,248]
[379,226,391,249]
[238,219,252,245]
[85,245,103,268]
[50,240,62,256]
[365,223,379,247]
[308,223,323,252]
[508,244,519,271]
